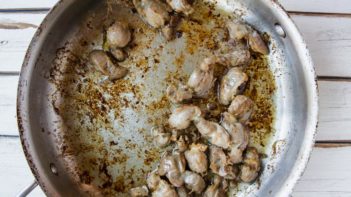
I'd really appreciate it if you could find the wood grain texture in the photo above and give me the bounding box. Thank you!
[0,13,44,72]
[1,0,350,14]
[1,77,351,141]
[294,145,351,197]
[0,76,19,136]
[0,0,55,10]
[0,137,45,197]
[1,137,350,196]
[291,14,351,78]
[280,0,351,14]
[1,13,351,77]
[318,80,351,141]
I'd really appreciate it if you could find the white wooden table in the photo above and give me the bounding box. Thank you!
[1,0,351,196]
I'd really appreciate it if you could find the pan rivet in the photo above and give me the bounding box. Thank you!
[275,23,286,38]
[50,163,58,175]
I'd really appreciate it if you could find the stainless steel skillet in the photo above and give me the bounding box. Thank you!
[17,0,318,196]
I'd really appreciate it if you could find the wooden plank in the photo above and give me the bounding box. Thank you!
[293,145,351,196]
[1,136,350,196]
[0,13,44,72]
[280,0,351,14]
[1,76,351,140]
[318,80,351,141]
[291,14,351,78]
[0,76,19,135]
[1,14,351,78]
[0,137,45,197]
[0,0,55,10]
[0,0,350,14]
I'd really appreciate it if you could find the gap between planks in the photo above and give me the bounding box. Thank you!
[288,11,351,18]
[318,76,351,82]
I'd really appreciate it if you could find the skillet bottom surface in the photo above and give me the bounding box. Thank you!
[46,0,277,196]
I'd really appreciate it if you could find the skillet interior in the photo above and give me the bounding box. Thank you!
[18,0,318,196]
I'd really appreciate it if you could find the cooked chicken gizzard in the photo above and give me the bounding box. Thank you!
[227,21,250,41]
[151,126,171,147]
[217,49,251,68]
[152,180,178,197]
[110,48,127,62]
[228,95,254,124]
[177,187,191,197]
[221,112,249,164]
[133,0,189,41]
[248,31,269,55]
[184,143,208,174]
[227,21,269,55]
[89,50,128,80]
[158,151,186,187]
[130,185,149,197]
[106,21,132,48]
[203,176,227,197]
[194,117,231,149]
[240,147,261,183]
[168,105,202,130]
[167,84,193,104]
[187,57,217,98]
[133,0,171,28]
[219,67,248,105]
[182,171,206,194]
[147,170,162,191]
[209,146,237,180]
[166,0,194,16]
[147,169,179,197]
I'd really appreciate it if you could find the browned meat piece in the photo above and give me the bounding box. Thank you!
[219,67,248,105]
[147,170,178,196]
[177,187,191,197]
[227,21,269,55]
[110,48,127,62]
[194,117,231,149]
[209,146,237,180]
[240,147,261,183]
[151,126,171,147]
[166,0,194,16]
[184,143,208,174]
[227,21,250,41]
[187,57,217,98]
[130,185,149,197]
[228,95,254,124]
[217,49,251,67]
[147,170,162,190]
[248,31,269,55]
[158,151,186,187]
[203,175,227,197]
[89,50,128,80]
[168,105,202,130]
[133,0,171,28]
[182,171,206,194]
[152,180,178,197]
[221,112,249,164]
[166,84,193,103]
[106,21,131,48]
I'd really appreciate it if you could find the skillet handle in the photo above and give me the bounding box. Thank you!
[16,180,38,197]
